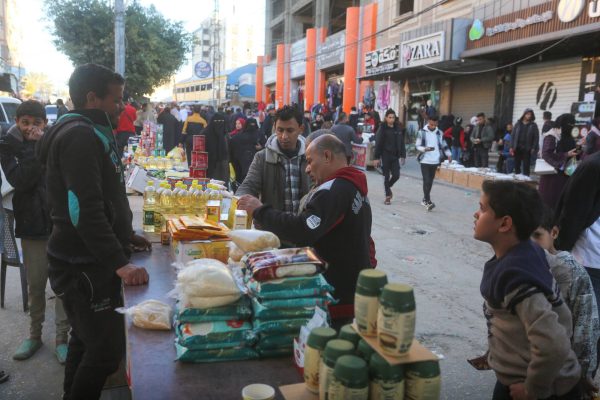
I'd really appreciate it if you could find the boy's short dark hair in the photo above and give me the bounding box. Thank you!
[275,105,303,126]
[543,111,552,120]
[69,64,125,109]
[16,100,46,120]
[428,115,439,122]
[482,180,543,241]
[538,204,556,232]
[477,112,486,118]
[385,109,396,117]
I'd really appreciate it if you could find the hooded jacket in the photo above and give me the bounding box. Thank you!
[253,167,374,305]
[0,125,51,238]
[38,110,133,281]
[511,108,540,152]
[236,134,310,211]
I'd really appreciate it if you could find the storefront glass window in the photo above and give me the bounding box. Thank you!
[398,0,414,15]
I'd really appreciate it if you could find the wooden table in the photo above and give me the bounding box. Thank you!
[124,242,301,400]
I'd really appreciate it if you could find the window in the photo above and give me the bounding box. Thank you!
[398,0,414,15]
[201,84,206,91]
[195,85,200,91]
[185,87,190,93]
[2,102,18,122]
[206,83,212,91]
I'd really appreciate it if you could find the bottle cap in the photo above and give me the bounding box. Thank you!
[332,355,368,388]
[323,339,355,367]
[338,325,360,347]
[307,327,337,351]
[356,270,388,296]
[369,353,404,381]
[380,283,415,312]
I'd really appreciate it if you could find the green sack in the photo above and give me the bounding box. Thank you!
[258,294,336,309]
[175,342,259,363]
[255,333,297,350]
[251,298,318,320]
[257,347,294,358]
[252,318,309,335]
[176,297,252,323]
[247,274,334,299]
[176,320,257,350]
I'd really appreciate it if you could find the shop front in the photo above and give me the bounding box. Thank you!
[316,30,346,112]
[289,39,307,109]
[462,0,600,125]
[263,62,277,106]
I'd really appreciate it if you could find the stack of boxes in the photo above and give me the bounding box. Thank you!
[139,121,164,157]
[190,135,208,178]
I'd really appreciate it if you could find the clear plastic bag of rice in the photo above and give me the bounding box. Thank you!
[173,259,241,298]
[228,229,280,253]
[117,300,172,330]
[228,242,245,262]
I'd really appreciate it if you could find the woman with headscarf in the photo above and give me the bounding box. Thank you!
[157,106,180,153]
[229,117,246,138]
[204,112,229,182]
[229,118,261,187]
[539,114,580,209]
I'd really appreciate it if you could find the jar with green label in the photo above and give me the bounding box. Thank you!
[327,355,368,400]
[338,324,360,347]
[304,327,337,393]
[355,270,388,337]
[319,339,355,400]
[377,283,416,356]
[369,353,405,400]
[356,339,375,362]
[405,361,441,400]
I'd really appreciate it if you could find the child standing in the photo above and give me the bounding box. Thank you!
[532,206,600,396]
[474,180,581,399]
[0,100,70,363]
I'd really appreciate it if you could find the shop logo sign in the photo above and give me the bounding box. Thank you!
[401,32,445,68]
[469,19,485,41]
[536,82,558,110]
[557,0,586,22]
[365,45,400,76]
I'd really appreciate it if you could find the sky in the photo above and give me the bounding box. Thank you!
[22,0,265,92]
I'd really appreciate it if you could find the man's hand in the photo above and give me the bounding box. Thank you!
[24,126,44,142]
[509,148,515,157]
[509,383,535,400]
[399,158,405,166]
[130,233,152,252]
[373,159,381,168]
[237,194,263,217]
[116,264,149,286]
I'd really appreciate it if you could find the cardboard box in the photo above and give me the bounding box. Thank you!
[452,170,469,187]
[468,173,487,190]
[172,239,231,264]
[280,383,318,400]
[191,151,208,169]
[126,165,150,193]
[192,135,206,151]
[189,168,207,178]
[438,167,454,183]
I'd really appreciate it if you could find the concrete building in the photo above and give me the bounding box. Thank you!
[0,0,24,93]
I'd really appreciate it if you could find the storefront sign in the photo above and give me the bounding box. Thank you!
[571,101,596,134]
[290,39,307,79]
[365,45,400,77]
[484,11,553,37]
[194,61,212,79]
[401,32,444,68]
[264,63,276,85]
[317,31,345,69]
[558,0,600,22]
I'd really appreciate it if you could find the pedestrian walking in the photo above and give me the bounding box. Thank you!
[260,104,276,143]
[229,117,246,138]
[38,63,150,400]
[331,111,363,160]
[229,118,260,187]
[157,106,180,153]
[373,109,406,205]
[0,100,70,364]
[501,123,514,173]
[204,112,230,182]
[56,99,69,119]
[444,117,465,163]
[583,117,600,159]
[510,108,539,176]
[471,113,495,168]
[181,105,208,167]
[416,116,451,211]
[115,101,137,153]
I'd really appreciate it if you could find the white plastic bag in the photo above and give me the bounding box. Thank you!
[179,293,241,309]
[116,300,172,330]
[228,242,245,262]
[173,259,241,298]
[228,229,280,253]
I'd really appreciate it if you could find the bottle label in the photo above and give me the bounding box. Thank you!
[377,307,416,356]
[355,293,379,336]
[328,377,368,400]
[318,362,333,400]
[303,347,320,393]
[370,379,405,400]
[405,376,441,400]
[143,210,155,226]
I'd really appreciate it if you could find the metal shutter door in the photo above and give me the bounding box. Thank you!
[513,58,582,124]
[451,72,496,121]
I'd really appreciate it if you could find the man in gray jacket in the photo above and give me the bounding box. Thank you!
[236,105,310,213]
[331,112,362,159]
[471,112,495,168]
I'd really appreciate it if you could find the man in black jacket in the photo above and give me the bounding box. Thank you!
[238,134,374,319]
[373,109,406,205]
[38,64,149,400]
[0,100,70,364]
[510,108,539,176]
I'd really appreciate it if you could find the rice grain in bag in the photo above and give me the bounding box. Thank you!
[175,343,259,363]
[257,347,294,358]
[251,298,317,320]
[247,275,334,299]
[228,229,280,253]
[176,297,252,323]
[258,294,336,309]
[256,333,297,350]
[244,248,325,281]
[177,320,256,350]
[252,318,309,335]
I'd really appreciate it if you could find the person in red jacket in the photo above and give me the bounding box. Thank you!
[444,117,465,163]
[115,101,137,153]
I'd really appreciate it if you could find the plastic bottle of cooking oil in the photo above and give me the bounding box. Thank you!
[154,182,166,230]
[159,182,174,215]
[142,181,157,233]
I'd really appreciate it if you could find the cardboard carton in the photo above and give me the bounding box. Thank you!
[172,239,231,264]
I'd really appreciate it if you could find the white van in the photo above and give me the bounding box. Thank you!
[0,96,21,135]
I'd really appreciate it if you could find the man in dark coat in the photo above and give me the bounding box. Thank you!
[510,108,539,176]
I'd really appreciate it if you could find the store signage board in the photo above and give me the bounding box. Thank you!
[401,32,445,68]
[264,63,276,84]
[290,39,307,79]
[571,101,596,134]
[194,61,212,79]
[317,31,345,69]
[365,45,400,76]
[484,10,553,37]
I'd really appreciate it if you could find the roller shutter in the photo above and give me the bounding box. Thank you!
[451,72,496,121]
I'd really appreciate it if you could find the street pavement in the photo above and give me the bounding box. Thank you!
[0,157,498,399]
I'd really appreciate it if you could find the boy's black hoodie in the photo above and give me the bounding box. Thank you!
[38,110,133,282]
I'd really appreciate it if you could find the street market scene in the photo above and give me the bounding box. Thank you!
[0,0,600,399]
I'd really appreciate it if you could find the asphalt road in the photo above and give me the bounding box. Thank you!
[0,159,497,399]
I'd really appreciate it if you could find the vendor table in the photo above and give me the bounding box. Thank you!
[124,241,301,400]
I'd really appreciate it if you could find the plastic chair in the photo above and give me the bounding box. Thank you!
[0,208,28,312]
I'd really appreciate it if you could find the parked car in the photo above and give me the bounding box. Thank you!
[0,96,21,135]
[46,104,58,125]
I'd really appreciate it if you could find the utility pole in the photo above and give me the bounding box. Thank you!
[211,0,221,107]
[115,0,126,76]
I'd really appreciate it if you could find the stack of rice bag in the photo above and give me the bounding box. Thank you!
[243,247,336,358]
[171,259,258,362]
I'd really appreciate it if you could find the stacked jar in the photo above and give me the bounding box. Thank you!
[304,327,337,393]
[355,270,388,337]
